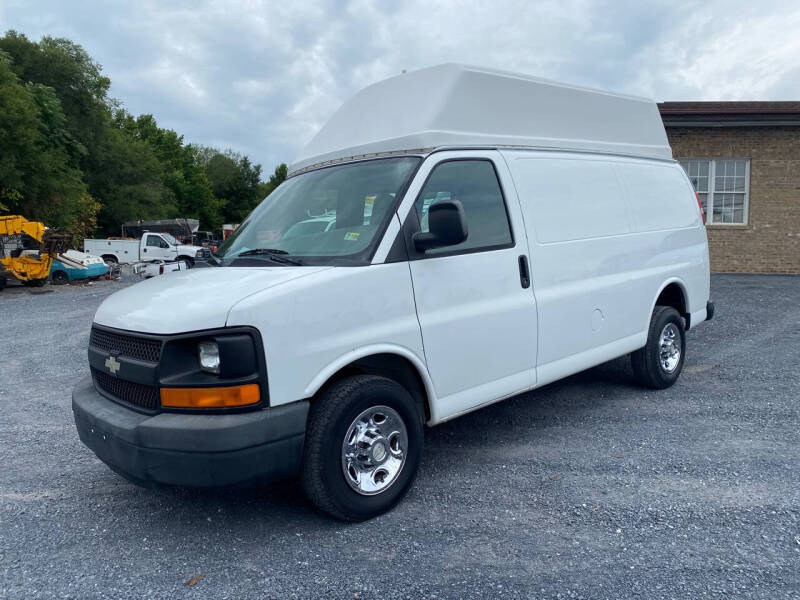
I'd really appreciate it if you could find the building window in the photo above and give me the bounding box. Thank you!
[678,158,749,225]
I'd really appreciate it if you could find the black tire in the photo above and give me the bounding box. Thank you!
[178,256,195,268]
[51,270,69,285]
[0,275,6,292]
[631,306,686,389]
[101,255,118,265]
[301,375,423,521]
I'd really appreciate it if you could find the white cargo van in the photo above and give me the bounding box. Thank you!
[73,64,713,520]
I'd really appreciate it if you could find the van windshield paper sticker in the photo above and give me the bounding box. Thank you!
[344,232,360,241]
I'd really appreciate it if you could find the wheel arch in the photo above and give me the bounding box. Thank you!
[650,278,690,328]
[177,255,195,267]
[305,346,436,424]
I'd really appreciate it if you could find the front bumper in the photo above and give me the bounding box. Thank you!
[72,375,308,487]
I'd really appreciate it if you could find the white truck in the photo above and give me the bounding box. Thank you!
[132,260,189,279]
[72,64,713,521]
[84,232,204,267]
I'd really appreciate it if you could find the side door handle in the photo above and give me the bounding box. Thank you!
[518,255,530,289]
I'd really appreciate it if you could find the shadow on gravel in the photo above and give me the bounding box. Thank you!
[97,474,337,531]
[426,355,638,441]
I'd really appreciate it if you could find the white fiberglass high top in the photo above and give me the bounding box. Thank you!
[290,63,671,175]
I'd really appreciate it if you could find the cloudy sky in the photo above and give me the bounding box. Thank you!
[2,0,799,171]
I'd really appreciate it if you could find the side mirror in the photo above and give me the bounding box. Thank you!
[412,199,468,252]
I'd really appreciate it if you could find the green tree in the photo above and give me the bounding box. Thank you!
[0,31,111,165]
[1,30,282,238]
[202,150,263,223]
[114,112,224,230]
[68,192,101,245]
[257,163,288,199]
[23,82,89,227]
[0,50,40,206]
[0,51,92,231]
[175,145,224,231]
[91,127,174,234]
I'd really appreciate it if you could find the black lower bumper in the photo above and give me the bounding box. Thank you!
[72,375,308,487]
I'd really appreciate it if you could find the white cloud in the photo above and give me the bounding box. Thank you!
[629,2,800,100]
[4,0,800,170]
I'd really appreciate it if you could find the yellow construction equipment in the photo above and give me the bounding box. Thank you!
[0,215,71,290]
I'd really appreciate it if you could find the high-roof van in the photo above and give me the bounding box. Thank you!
[72,64,713,520]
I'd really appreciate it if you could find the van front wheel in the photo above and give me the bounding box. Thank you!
[631,306,686,389]
[301,375,423,521]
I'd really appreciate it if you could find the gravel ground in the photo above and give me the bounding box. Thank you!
[1,274,798,599]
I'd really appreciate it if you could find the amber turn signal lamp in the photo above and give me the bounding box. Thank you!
[160,384,260,408]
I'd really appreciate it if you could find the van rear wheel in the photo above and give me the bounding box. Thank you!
[631,306,686,389]
[301,375,423,521]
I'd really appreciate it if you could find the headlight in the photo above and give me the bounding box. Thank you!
[198,341,220,374]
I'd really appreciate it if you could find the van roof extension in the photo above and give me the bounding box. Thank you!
[290,63,672,176]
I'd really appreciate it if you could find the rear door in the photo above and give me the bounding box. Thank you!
[399,151,538,421]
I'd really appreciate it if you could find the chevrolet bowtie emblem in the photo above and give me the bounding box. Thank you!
[105,355,121,375]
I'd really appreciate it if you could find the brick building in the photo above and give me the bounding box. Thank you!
[659,102,800,273]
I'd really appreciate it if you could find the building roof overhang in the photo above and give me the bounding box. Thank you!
[659,102,800,127]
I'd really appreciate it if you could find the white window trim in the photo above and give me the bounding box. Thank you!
[678,157,750,226]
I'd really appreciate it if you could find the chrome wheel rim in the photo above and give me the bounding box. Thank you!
[341,405,407,496]
[658,323,681,373]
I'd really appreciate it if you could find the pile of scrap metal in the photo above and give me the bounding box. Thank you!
[106,261,122,280]
[0,215,72,291]
[49,249,109,285]
[133,259,188,279]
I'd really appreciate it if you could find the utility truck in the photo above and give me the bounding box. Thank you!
[84,232,204,267]
[72,64,713,521]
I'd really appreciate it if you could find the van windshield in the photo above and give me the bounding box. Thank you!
[216,157,420,266]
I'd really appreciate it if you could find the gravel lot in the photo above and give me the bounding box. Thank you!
[1,274,798,599]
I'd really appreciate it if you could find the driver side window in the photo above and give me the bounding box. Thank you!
[414,160,513,255]
[146,235,161,247]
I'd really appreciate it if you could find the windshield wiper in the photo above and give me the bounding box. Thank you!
[234,248,304,265]
[238,248,289,256]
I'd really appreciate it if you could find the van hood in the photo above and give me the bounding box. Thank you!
[93,266,331,334]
